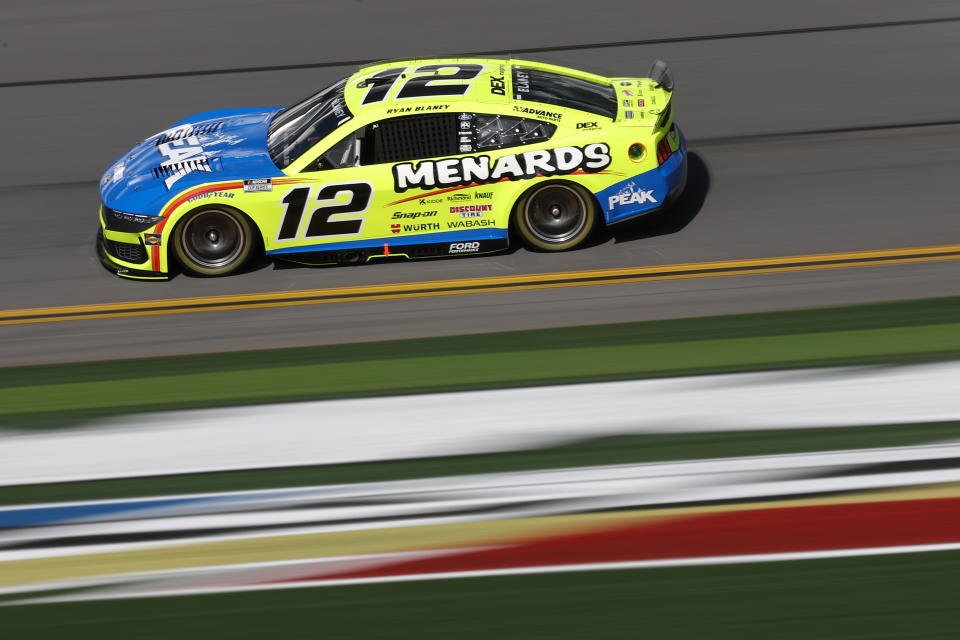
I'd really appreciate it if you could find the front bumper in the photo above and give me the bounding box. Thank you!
[96,227,168,281]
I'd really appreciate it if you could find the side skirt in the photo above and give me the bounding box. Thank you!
[272,237,510,267]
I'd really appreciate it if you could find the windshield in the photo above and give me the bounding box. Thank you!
[268,78,353,169]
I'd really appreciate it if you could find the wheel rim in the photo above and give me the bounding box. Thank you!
[523,184,588,244]
[180,209,245,269]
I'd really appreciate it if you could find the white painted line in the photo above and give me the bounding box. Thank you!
[6,442,960,562]
[2,362,960,486]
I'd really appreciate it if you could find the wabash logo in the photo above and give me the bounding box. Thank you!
[392,144,611,193]
[449,241,480,254]
[447,219,494,229]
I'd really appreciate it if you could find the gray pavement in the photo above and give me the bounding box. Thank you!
[0,2,958,365]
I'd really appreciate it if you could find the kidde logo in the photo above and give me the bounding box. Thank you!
[449,204,492,214]
[449,241,480,254]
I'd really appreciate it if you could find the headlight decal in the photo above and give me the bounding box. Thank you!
[102,206,165,232]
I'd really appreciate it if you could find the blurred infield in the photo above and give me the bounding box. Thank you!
[3,295,960,429]
[3,551,960,639]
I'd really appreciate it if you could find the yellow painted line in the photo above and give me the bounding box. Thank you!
[4,483,959,589]
[3,243,960,326]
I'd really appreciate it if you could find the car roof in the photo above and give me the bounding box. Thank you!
[341,57,612,119]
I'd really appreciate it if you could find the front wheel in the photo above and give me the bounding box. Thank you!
[514,182,598,251]
[172,207,255,277]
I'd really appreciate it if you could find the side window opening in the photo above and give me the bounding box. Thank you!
[473,115,556,151]
[308,114,461,170]
[306,112,556,171]
[369,114,460,164]
[312,130,363,171]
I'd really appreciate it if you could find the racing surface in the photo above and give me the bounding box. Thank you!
[1,1,959,365]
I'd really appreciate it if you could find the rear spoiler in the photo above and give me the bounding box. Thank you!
[647,59,674,128]
[648,59,674,92]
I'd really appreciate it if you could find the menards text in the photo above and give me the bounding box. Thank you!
[392,144,610,193]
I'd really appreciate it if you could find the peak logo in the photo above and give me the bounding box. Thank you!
[392,144,611,193]
[607,182,658,210]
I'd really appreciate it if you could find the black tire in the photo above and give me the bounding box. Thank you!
[172,207,256,277]
[514,182,597,251]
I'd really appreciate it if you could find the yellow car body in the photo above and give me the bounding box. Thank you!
[97,57,686,279]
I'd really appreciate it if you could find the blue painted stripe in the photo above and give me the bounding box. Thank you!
[267,229,508,255]
[0,497,215,529]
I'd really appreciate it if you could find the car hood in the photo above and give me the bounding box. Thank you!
[100,107,285,215]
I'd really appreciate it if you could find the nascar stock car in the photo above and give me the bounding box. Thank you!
[97,58,687,279]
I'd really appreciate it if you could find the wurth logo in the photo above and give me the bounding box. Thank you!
[157,136,211,189]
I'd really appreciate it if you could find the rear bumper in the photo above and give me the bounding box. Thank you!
[596,127,688,225]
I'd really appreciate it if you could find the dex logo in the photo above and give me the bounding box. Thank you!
[576,122,598,129]
[157,136,210,189]
[489,75,506,96]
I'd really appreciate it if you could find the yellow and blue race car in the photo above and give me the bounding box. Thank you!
[97,58,686,279]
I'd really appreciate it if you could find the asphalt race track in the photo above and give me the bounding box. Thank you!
[1,1,959,365]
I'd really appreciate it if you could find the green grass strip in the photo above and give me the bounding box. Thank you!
[4,295,960,428]
[2,421,958,506]
[3,551,960,638]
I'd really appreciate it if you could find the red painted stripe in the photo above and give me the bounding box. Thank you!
[150,245,160,272]
[155,181,245,233]
[295,497,960,582]
[388,184,476,206]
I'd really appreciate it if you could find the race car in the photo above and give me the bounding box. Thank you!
[97,57,687,279]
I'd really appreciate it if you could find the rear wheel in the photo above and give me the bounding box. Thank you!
[172,207,255,277]
[514,182,597,251]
